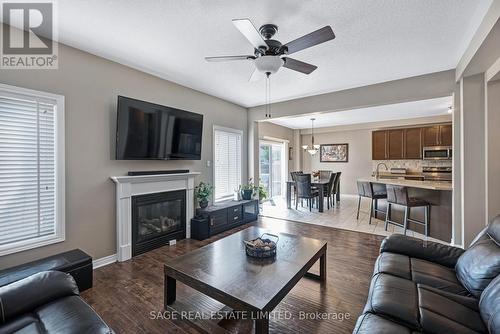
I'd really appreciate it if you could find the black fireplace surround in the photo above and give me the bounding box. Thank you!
[132,190,186,256]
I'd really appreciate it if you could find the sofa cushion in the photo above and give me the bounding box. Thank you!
[353,313,415,334]
[0,271,79,323]
[486,215,500,244]
[411,258,469,295]
[418,284,486,334]
[373,253,468,295]
[35,296,113,334]
[455,237,500,298]
[363,273,419,328]
[0,315,43,334]
[479,275,500,334]
[374,252,411,279]
[380,234,465,268]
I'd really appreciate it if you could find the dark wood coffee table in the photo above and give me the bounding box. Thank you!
[164,226,327,334]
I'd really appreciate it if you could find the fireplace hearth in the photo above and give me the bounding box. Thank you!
[132,190,186,256]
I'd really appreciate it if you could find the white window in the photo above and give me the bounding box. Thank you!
[213,126,242,201]
[0,84,65,256]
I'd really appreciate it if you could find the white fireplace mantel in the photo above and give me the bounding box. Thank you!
[111,172,200,262]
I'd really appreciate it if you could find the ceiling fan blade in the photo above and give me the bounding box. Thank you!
[249,68,263,82]
[232,19,268,51]
[283,26,335,55]
[205,55,255,62]
[282,57,317,74]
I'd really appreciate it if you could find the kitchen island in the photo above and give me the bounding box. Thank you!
[357,177,452,242]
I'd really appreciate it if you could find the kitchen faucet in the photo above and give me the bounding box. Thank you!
[376,162,388,179]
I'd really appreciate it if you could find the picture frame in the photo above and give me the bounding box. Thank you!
[320,143,349,162]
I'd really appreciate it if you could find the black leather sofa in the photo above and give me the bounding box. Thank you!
[354,215,500,334]
[0,271,113,334]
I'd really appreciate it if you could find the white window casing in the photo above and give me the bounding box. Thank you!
[213,126,242,201]
[0,83,65,256]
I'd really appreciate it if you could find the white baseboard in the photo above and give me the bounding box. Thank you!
[93,253,117,269]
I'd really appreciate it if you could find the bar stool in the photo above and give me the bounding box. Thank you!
[356,181,387,225]
[385,184,430,236]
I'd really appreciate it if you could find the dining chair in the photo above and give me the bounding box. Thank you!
[330,172,341,205]
[290,171,303,205]
[324,172,337,209]
[290,171,303,181]
[319,170,332,180]
[295,174,319,211]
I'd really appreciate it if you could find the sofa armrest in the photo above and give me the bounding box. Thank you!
[0,271,79,323]
[380,234,465,268]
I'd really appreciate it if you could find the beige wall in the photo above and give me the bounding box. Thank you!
[460,73,486,247]
[302,129,372,195]
[487,79,500,221]
[0,42,247,268]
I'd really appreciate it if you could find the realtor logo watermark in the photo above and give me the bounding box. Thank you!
[1,0,58,69]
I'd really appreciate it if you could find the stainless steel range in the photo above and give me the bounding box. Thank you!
[422,166,452,181]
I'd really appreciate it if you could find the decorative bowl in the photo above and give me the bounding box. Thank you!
[243,233,279,258]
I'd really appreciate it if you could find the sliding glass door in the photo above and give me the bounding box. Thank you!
[259,142,286,198]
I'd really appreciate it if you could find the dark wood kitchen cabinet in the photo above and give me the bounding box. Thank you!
[372,130,387,160]
[439,124,452,146]
[404,127,423,159]
[372,123,451,160]
[423,126,440,146]
[423,124,452,147]
[387,129,404,159]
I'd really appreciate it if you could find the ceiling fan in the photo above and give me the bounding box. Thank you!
[205,19,336,81]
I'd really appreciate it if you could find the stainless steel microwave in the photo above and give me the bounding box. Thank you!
[423,146,452,160]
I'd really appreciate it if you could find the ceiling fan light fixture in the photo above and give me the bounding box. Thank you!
[254,55,284,74]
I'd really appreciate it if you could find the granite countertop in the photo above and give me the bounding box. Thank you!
[373,171,425,178]
[358,177,453,191]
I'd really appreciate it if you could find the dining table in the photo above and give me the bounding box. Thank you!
[286,178,340,213]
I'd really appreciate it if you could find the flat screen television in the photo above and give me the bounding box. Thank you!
[116,96,203,160]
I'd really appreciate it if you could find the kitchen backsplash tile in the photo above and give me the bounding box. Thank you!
[372,160,452,173]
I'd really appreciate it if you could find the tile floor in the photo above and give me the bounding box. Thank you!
[261,194,447,244]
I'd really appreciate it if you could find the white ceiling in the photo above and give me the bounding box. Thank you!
[55,0,492,107]
[268,96,453,129]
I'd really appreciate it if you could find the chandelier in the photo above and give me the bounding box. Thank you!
[302,118,320,155]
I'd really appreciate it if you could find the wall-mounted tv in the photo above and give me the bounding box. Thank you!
[116,96,203,160]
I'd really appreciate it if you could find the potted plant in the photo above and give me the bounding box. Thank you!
[254,182,268,202]
[241,178,257,200]
[195,182,213,209]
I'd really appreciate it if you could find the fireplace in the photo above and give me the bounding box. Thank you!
[132,190,186,256]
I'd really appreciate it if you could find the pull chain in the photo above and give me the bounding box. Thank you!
[265,72,271,118]
[265,73,268,118]
[268,73,271,118]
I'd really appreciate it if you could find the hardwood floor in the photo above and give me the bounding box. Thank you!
[81,217,384,334]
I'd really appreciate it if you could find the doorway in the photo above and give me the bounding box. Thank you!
[259,141,287,199]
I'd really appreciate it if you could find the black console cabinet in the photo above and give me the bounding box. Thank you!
[191,199,259,240]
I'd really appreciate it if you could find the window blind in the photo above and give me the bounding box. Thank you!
[214,129,242,200]
[0,94,56,246]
